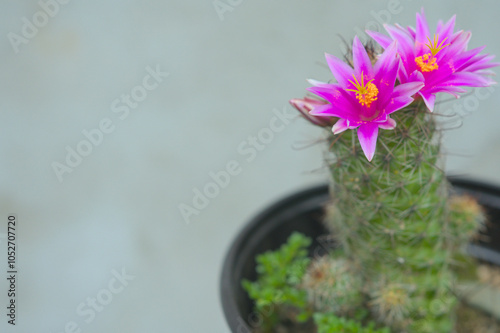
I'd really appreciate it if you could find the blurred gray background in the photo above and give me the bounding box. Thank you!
[0,0,499,332]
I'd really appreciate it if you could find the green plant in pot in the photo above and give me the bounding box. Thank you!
[243,9,500,333]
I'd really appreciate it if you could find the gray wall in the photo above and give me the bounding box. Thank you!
[0,0,499,332]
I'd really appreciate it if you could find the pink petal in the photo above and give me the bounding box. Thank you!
[437,15,456,42]
[325,53,355,87]
[366,30,393,49]
[374,41,399,105]
[384,75,423,115]
[419,91,436,111]
[465,55,500,72]
[429,85,467,94]
[306,84,342,102]
[384,24,416,73]
[436,20,444,34]
[415,9,431,45]
[331,119,350,134]
[352,36,374,78]
[393,80,425,97]
[357,123,379,162]
[452,46,487,71]
[398,63,409,83]
[309,103,354,120]
[384,96,413,115]
[394,23,408,33]
[446,31,471,56]
[449,72,493,87]
[373,114,388,123]
[374,40,398,77]
[408,70,425,82]
[377,117,397,130]
[307,85,365,122]
[309,104,338,116]
[407,25,416,39]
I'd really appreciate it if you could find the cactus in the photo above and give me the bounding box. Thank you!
[321,101,459,332]
[293,9,498,332]
[243,9,498,333]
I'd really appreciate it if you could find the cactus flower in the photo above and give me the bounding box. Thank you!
[306,36,423,161]
[367,9,499,111]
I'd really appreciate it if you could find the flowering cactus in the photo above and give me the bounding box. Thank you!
[306,36,423,161]
[289,9,497,333]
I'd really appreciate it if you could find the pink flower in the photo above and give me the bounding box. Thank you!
[367,9,499,111]
[306,36,423,161]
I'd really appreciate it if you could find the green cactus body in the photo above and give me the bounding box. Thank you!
[324,101,456,332]
[243,100,484,331]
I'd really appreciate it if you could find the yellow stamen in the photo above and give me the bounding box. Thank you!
[346,73,379,107]
[415,53,438,72]
[425,34,450,56]
[414,34,450,73]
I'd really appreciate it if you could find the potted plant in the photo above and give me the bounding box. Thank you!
[221,9,500,332]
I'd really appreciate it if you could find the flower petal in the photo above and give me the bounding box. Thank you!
[308,103,337,116]
[452,46,487,71]
[384,96,413,115]
[448,72,493,87]
[398,63,409,83]
[357,123,379,161]
[393,79,425,97]
[384,23,416,74]
[307,84,365,121]
[309,103,354,120]
[465,55,500,72]
[406,25,416,39]
[306,84,341,102]
[437,15,456,42]
[325,53,355,87]
[383,80,424,114]
[332,119,350,134]
[352,36,374,78]
[429,85,467,94]
[374,40,399,105]
[415,8,431,45]
[366,30,393,49]
[419,91,437,111]
[444,31,471,57]
[378,117,397,130]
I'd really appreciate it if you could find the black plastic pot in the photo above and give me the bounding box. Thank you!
[219,178,500,332]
